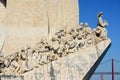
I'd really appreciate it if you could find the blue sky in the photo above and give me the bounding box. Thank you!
[79,0,120,79]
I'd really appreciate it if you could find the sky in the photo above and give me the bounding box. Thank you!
[79,0,120,80]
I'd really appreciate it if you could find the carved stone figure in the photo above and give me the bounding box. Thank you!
[52,41,60,54]
[75,35,85,49]
[38,38,49,53]
[76,22,83,32]
[55,29,65,39]
[0,55,5,73]
[57,41,66,57]
[83,23,92,34]
[72,30,79,39]
[97,12,108,28]
[93,12,108,42]
[94,27,108,40]
[2,52,20,74]
[32,50,41,67]
[66,27,75,35]
[25,56,33,71]
[51,35,58,42]
[9,58,20,74]
[66,38,75,53]
[39,53,48,65]
[82,23,92,39]
[18,49,27,74]
[0,12,109,75]
[20,49,27,60]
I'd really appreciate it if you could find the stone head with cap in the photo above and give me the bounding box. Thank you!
[79,22,83,28]
[98,12,103,17]
[84,23,89,27]
[80,22,83,26]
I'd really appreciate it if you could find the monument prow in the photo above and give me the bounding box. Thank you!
[0,12,111,80]
[0,1,111,80]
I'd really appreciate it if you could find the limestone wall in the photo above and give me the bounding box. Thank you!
[5,0,79,31]
[6,0,48,28]
[0,0,6,24]
[0,0,79,55]
[0,74,24,80]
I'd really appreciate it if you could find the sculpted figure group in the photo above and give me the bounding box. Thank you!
[0,12,108,74]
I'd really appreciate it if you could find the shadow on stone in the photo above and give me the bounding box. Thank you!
[50,62,55,80]
[83,43,111,80]
[0,0,6,7]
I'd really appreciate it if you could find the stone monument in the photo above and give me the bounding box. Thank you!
[0,0,111,80]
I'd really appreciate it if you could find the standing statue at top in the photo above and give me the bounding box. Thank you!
[97,12,108,27]
[94,12,109,44]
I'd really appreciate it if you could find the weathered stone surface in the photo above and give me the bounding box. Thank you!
[1,27,47,56]
[0,3,111,79]
[5,0,79,28]
[0,74,24,80]
[0,21,111,80]
[22,39,111,80]
[0,0,6,24]
[0,0,79,55]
